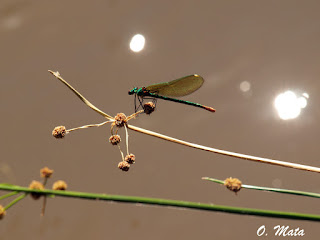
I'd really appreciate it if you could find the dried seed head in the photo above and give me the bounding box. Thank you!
[224,177,242,193]
[52,126,67,139]
[29,180,44,189]
[0,205,6,220]
[118,161,130,171]
[40,167,54,178]
[29,180,44,200]
[114,113,127,127]
[144,102,156,114]
[125,154,135,164]
[52,180,67,190]
[109,135,121,145]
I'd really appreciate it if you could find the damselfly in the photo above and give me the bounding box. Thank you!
[128,74,215,113]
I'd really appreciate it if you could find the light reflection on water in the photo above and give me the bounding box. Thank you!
[274,90,308,120]
[129,34,145,52]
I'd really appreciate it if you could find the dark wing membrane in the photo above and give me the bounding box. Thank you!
[146,74,204,97]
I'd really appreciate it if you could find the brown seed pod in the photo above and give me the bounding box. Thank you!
[143,102,156,114]
[40,167,54,178]
[29,180,45,200]
[0,205,6,220]
[52,126,67,139]
[125,154,135,164]
[224,177,242,193]
[52,180,67,190]
[118,161,130,171]
[109,135,121,145]
[114,113,127,127]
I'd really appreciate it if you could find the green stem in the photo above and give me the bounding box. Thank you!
[4,194,27,210]
[202,177,320,198]
[0,184,319,222]
[0,191,19,200]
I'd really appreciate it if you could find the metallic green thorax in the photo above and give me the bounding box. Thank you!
[128,87,151,97]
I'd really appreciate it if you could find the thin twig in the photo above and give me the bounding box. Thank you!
[67,120,111,132]
[202,177,320,199]
[48,70,114,120]
[124,124,129,155]
[127,124,320,173]
[118,145,125,161]
[42,178,48,186]
[41,196,47,216]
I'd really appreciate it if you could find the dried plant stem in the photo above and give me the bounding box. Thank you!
[127,110,144,120]
[118,145,125,161]
[48,70,113,120]
[0,184,319,222]
[41,196,47,216]
[110,123,116,136]
[48,70,320,173]
[127,124,320,173]
[124,124,129,155]
[42,178,48,186]
[67,120,111,132]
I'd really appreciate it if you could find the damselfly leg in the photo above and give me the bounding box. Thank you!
[134,95,157,113]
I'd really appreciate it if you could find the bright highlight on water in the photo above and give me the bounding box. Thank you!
[128,74,216,113]
[274,90,308,120]
[130,34,145,52]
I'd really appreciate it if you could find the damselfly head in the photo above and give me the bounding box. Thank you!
[128,87,137,95]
